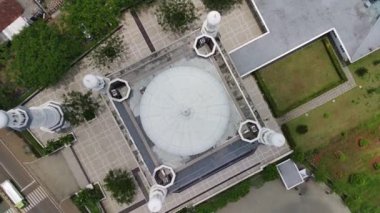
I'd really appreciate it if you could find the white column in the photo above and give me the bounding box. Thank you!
[148,184,167,213]
[259,128,286,147]
[201,11,221,38]
[83,74,107,92]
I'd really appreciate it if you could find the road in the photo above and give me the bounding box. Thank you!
[0,140,61,212]
[218,180,350,213]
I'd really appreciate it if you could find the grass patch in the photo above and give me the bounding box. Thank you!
[255,38,345,117]
[283,49,380,212]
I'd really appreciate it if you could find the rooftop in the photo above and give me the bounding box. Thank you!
[0,0,23,31]
[230,0,380,76]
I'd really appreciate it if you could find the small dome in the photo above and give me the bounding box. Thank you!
[83,74,99,89]
[207,11,221,25]
[270,133,286,147]
[148,197,162,212]
[0,110,9,128]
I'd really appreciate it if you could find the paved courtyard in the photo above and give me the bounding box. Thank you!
[219,180,350,213]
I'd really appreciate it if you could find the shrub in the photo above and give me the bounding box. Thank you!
[348,173,369,186]
[295,124,308,134]
[355,67,368,77]
[104,169,136,204]
[323,112,329,118]
[92,35,124,68]
[202,0,242,12]
[292,148,305,163]
[334,151,347,161]
[44,134,75,154]
[262,164,279,181]
[373,162,380,170]
[62,91,100,126]
[314,166,329,182]
[72,184,104,213]
[373,60,380,66]
[358,139,369,147]
[156,0,197,33]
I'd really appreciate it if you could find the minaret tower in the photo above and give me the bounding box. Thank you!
[0,101,65,133]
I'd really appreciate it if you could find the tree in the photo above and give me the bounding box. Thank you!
[62,91,100,126]
[202,0,242,13]
[10,21,82,88]
[62,0,120,40]
[156,0,197,33]
[104,169,136,204]
[92,35,124,67]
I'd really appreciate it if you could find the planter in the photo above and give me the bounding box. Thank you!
[93,182,106,201]
[45,133,76,155]
[72,183,105,213]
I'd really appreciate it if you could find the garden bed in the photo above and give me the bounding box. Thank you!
[255,37,346,117]
[44,133,76,155]
[72,183,105,213]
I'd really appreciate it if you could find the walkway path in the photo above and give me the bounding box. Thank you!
[277,66,356,125]
[218,180,350,213]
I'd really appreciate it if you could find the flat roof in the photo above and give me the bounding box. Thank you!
[276,159,304,190]
[231,0,380,76]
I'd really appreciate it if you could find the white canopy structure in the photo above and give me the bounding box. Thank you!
[2,17,29,40]
[140,66,230,156]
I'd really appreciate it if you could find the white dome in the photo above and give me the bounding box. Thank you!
[207,11,221,25]
[0,110,8,128]
[270,133,286,147]
[140,66,230,156]
[83,74,99,89]
[147,197,163,212]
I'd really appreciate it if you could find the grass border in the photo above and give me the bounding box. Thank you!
[16,131,45,157]
[254,37,347,117]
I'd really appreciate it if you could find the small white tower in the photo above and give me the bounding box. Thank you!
[148,184,167,213]
[0,101,66,133]
[259,128,286,147]
[201,11,221,38]
[82,74,107,92]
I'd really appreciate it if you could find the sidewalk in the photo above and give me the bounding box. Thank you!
[218,180,350,213]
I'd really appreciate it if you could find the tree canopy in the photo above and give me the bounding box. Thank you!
[156,0,197,33]
[10,21,81,88]
[62,0,120,40]
[104,169,136,204]
[62,91,100,126]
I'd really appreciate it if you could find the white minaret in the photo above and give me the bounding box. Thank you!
[201,11,221,38]
[82,74,107,92]
[0,101,66,133]
[259,128,286,147]
[148,184,167,213]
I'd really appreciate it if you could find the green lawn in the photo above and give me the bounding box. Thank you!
[255,38,345,116]
[283,49,380,212]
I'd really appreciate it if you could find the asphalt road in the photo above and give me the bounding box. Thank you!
[0,140,60,212]
[0,142,33,190]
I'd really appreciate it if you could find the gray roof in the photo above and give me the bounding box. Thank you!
[276,159,304,190]
[230,0,380,76]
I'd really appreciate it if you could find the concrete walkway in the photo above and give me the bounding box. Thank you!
[277,66,356,124]
[218,180,350,213]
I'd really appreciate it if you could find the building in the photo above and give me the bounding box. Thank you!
[231,0,380,76]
